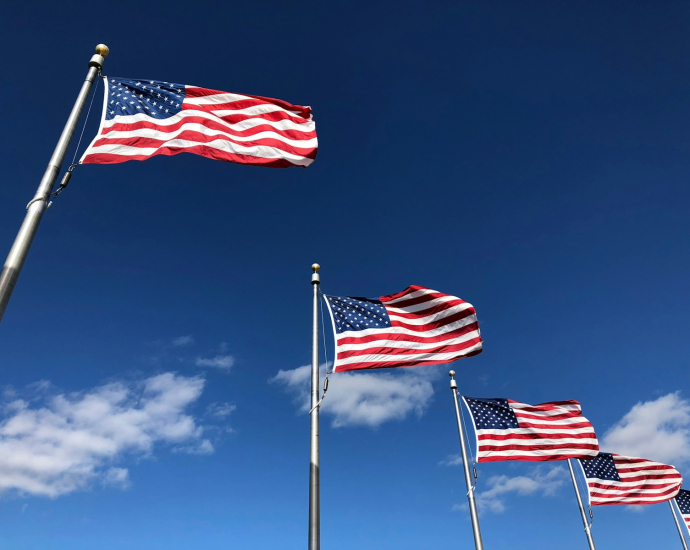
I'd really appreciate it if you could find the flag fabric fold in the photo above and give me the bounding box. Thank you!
[677,489,690,536]
[462,397,599,462]
[81,77,317,167]
[578,453,682,506]
[323,285,482,372]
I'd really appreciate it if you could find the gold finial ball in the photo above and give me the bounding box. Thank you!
[95,44,110,58]
[311,263,321,273]
[449,370,456,378]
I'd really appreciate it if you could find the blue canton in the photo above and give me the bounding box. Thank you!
[464,397,519,429]
[580,453,620,481]
[106,77,186,120]
[325,295,391,334]
[677,489,690,514]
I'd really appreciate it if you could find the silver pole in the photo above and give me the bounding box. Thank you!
[568,458,596,550]
[449,370,483,550]
[309,263,321,550]
[0,44,109,323]
[669,499,689,550]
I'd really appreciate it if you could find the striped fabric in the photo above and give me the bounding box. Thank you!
[324,285,482,372]
[81,77,316,167]
[463,397,599,462]
[578,453,683,506]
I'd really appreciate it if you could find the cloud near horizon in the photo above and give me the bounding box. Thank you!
[0,373,210,498]
[271,363,435,428]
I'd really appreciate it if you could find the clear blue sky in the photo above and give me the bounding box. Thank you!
[0,2,689,549]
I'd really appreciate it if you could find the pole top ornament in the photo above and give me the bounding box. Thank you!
[312,263,320,273]
[95,44,110,57]
[449,370,456,378]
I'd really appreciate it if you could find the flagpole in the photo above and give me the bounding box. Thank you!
[449,370,484,550]
[670,499,690,550]
[0,44,109,324]
[309,263,321,550]
[568,458,597,550]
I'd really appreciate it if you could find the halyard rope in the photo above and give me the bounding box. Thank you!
[459,395,478,489]
[31,74,101,211]
[309,289,330,415]
[71,72,101,167]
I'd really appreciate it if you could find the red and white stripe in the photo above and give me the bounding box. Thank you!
[584,455,683,506]
[82,79,317,167]
[331,285,482,372]
[469,399,599,462]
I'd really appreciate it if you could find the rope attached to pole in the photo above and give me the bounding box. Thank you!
[458,393,479,490]
[309,289,331,415]
[43,73,101,210]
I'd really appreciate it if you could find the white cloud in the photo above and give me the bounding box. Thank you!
[0,372,209,498]
[171,335,194,347]
[454,466,568,514]
[207,402,236,419]
[195,355,234,371]
[601,392,690,466]
[439,454,464,466]
[103,467,129,488]
[174,439,214,455]
[627,505,646,513]
[271,363,434,428]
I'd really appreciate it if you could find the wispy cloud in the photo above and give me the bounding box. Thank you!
[207,402,236,418]
[171,335,194,347]
[601,392,690,466]
[0,373,210,498]
[174,439,214,455]
[196,355,234,371]
[453,466,568,514]
[102,467,130,489]
[439,454,464,466]
[271,363,434,428]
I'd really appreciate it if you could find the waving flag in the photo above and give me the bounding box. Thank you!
[81,77,317,167]
[677,489,690,535]
[324,285,481,372]
[462,397,599,462]
[578,453,682,506]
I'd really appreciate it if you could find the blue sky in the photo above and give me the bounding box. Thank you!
[0,1,689,549]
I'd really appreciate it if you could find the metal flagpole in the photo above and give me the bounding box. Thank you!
[449,370,483,550]
[669,499,690,550]
[0,44,109,324]
[568,458,597,550]
[309,263,321,550]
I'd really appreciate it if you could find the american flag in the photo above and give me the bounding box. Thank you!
[578,453,683,506]
[81,77,317,167]
[323,285,482,372]
[462,397,599,462]
[676,489,690,536]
